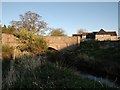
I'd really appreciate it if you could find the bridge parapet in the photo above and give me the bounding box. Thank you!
[2,34,81,51]
[42,36,80,50]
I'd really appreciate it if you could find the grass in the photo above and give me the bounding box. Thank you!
[47,40,120,87]
[2,39,120,88]
[2,56,108,89]
[76,40,120,76]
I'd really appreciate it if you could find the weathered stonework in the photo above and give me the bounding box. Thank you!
[42,36,80,50]
[2,33,18,47]
[96,35,118,41]
[2,34,81,51]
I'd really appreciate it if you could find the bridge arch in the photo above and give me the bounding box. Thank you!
[43,36,81,50]
[47,47,58,51]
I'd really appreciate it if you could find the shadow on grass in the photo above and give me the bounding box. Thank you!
[2,40,120,88]
[46,40,120,86]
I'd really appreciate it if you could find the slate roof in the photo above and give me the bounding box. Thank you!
[96,29,106,34]
[96,29,117,36]
[107,32,117,36]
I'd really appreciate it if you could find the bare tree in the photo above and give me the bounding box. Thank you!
[77,28,86,34]
[49,28,66,36]
[11,11,47,35]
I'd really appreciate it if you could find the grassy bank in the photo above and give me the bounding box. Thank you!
[2,56,108,89]
[2,39,120,88]
[48,40,120,85]
[76,40,120,78]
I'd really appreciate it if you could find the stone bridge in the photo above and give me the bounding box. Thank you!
[42,36,80,50]
[2,34,81,50]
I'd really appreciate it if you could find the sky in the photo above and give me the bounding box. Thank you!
[118,2,120,36]
[0,2,2,24]
[2,2,118,36]
[1,0,120,2]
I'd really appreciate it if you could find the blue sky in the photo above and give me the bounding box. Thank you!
[118,2,120,36]
[0,2,2,24]
[2,2,118,36]
[1,0,120,2]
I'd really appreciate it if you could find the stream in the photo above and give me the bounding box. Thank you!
[79,72,119,88]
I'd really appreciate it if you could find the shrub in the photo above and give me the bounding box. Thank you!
[2,25,16,34]
[14,28,48,56]
[2,44,13,60]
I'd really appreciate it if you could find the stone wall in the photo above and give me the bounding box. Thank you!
[42,36,80,50]
[2,33,18,47]
[2,34,81,51]
[111,36,118,41]
[95,35,118,41]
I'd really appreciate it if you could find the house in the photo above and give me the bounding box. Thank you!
[73,33,87,40]
[73,32,96,40]
[72,29,118,41]
[95,29,118,41]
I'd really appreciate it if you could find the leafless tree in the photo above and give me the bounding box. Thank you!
[77,28,86,34]
[11,11,48,35]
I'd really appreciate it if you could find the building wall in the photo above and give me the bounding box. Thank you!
[96,34,118,41]
[111,36,118,41]
[82,35,86,39]
[96,35,111,41]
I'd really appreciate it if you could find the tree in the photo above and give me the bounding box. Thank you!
[2,25,16,34]
[49,28,66,36]
[14,27,47,55]
[2,25,7,31]
[11,11,47,35]
[77,28,86,34]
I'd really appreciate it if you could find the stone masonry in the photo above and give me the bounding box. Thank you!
[2,34,81,51]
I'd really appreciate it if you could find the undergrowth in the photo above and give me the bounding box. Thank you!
[2,56,107,89]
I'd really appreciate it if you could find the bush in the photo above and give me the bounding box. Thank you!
[14,28,48,55]
[2,25,16,34]
[2,44,13,60]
